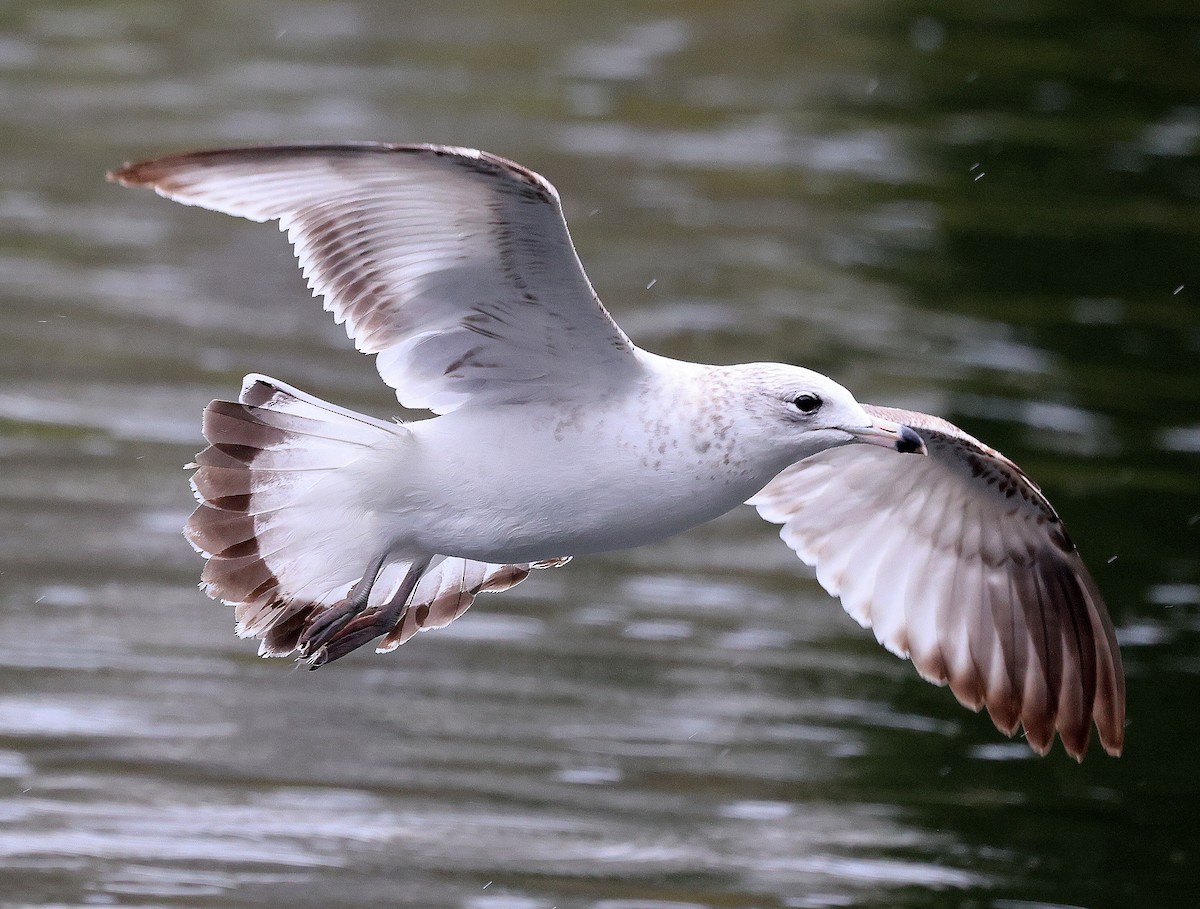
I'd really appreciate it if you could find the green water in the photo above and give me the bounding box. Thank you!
[0,2,1197,907]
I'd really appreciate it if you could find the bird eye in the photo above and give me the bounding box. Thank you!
[792,394,822,413]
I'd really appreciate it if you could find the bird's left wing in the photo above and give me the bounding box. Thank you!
[109,143,641,413]
[748,404,1124,760]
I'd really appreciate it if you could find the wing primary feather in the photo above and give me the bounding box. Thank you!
[1048,556,1097,760]
[900,469,953,686]
[1019,567,1060,755]
[750,406,1124,759]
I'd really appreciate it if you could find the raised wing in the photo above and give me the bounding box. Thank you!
[109,143,641,413]
[749,404,1124,760]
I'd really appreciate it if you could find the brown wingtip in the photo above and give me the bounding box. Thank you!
[1003,712,1123,761]
[107,149,209,188]
[1099,723,1125,758]
[107,159,160,187]
[1025,732,1053,757]
[1061,729,1090,763]
[107,160,141,185]
[1058,713,1093,762]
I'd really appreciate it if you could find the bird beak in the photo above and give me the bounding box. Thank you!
[849,416,927,455]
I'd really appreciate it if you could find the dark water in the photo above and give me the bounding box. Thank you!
[1,2,1198,907]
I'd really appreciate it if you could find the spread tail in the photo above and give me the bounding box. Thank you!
[185,374,567,660]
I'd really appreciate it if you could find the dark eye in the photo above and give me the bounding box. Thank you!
[792,394,822,413]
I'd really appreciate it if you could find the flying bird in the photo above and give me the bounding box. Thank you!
[109,143,1123,760]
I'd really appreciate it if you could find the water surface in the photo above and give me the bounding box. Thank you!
[0,2,1197,908]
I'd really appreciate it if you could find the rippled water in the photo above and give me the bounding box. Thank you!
[1,2,1198,908]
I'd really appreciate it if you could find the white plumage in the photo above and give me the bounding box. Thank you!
[110,143,1123,759]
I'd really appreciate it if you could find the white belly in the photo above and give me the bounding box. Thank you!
[365,397,777,563]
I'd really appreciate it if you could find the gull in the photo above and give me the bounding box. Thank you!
[109,143,1123,760]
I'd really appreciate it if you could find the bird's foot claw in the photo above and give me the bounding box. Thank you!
[298,598,363,654]
[301,607,399,668]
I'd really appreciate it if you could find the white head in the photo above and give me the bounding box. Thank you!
[716,362,925,471]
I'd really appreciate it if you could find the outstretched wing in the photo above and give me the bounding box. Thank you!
[748,404,1124,760]
[109,143,641,413]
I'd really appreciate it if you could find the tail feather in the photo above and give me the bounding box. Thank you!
[378,556,569,652]
[186,374,571,660]
[185,506,256,559]
[201,400,381,471]
[186,375,400,650]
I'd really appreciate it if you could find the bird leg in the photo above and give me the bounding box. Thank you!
[301,556,431,668]
[297,549,393,655]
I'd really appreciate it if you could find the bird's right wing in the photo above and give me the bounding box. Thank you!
[110,143,642,414]
[749,404,1124,760]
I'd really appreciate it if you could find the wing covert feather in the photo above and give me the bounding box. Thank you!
[109,143,641,413]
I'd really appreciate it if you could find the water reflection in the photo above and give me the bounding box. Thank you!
[0,1,1198,908]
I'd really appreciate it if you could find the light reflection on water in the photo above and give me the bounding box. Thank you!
[0,2,1198,908]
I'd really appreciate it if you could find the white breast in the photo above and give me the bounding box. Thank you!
[379,374,773,562]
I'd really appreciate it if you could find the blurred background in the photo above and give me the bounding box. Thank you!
[0,2,1197,907]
